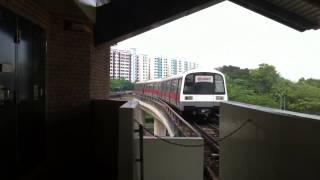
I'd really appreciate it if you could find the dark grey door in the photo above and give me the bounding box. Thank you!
[17,18,46,175]
[0,7,46,178]
[0,8,17,177]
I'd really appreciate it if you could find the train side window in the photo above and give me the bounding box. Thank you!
[171,79,177,93]
[185,74,194,85]
[171,80,174,92]
[160,82,163,95]
[183,74,194,94]
[166,81,169,92]
[215,74,224,93]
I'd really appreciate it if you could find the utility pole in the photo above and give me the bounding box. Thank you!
[283,95,286,110]
[278,91,287,110]
[279,93,282,110]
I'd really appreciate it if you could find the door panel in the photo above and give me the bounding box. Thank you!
[0,7,17,177]
[0,7,46,177]
[17,18,46,174]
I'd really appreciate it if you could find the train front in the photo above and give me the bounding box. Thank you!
[180,70,228,117]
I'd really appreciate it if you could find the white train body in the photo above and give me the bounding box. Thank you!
[134,68,228,115]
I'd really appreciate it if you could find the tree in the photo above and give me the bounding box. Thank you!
[217,65,250,80]
[250,64,280,94]
[272,78,293,110]
[110,79,134,92]
[219,64,320,115]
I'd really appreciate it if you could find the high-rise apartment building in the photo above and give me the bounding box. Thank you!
[109,47,199,82]
[177,60,183,74]
[154,57,163,79]
[171,59,178,75]
[129,48,137,82]
[152,56,199,79]
[136,54,151,82]
[110,48,132,81]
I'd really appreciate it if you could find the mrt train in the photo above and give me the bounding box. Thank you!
[134,68,228,116]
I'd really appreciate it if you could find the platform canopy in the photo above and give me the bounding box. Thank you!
[72,0,320,45]
[230,0,320,32]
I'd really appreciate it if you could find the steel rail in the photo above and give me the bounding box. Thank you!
[192,122,220,152]
[191,121,220,180]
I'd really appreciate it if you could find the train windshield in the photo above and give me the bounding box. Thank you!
[183,73,225,95]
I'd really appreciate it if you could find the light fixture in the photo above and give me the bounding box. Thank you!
[77,0,110,7]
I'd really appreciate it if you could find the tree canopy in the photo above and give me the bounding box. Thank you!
[218,64,320,115]
[110,79,134,92]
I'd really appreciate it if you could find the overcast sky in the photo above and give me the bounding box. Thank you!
[114,1,320,81]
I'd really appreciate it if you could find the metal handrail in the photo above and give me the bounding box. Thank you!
[134,94,201,137]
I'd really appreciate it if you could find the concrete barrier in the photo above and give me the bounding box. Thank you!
[143,137,203,180]
[118,100,204,180]
[220,101,320,180]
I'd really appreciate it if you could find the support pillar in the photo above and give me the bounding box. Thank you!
[154,120,166,136]
[136,107,145,125]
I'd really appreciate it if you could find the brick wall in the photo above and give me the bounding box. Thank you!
[47,16,93,116]
[90,43,110,99]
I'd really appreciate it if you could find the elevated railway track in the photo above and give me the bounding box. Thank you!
[131,93,221,180]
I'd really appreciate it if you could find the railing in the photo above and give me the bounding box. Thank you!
[134,94,201,137]
[118,100,204,180]
[109,91,132,99]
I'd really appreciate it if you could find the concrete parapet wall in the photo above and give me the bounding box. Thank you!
[118,100,203,180]
[143,137,203,180]
[220,101,320,180]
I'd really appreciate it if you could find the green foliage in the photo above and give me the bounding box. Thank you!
[110,79,134,92]
[217,65,250,80]
[145,114,154,123]
[249,64,280,94]
[219,64,320,115]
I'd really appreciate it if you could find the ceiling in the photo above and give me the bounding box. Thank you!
[94,0,320,45]
[230,0,320,31]
[31,0,320,45]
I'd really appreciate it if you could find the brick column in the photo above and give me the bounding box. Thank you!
[90,43,110,99]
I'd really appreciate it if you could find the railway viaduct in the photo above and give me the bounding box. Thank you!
[0,0,319,179]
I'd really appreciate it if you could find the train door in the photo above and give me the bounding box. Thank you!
[143,84,145,95]
[176,78,182,106]
[161,82,165,100]
[170,79,177,106]
[169,80,172,104]
[156,83,159,98]
[146,84,148,96]
[151,83,154,97]
[166,81,170,102]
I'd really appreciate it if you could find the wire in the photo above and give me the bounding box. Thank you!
[218,119,252,142]
[134,120,204,148]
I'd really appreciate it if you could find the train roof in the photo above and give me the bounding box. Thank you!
[135,79,162,84]
[135,67,224,84]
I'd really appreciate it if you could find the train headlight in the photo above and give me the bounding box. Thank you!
[216,96,224,100]
[185,96,193,100]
